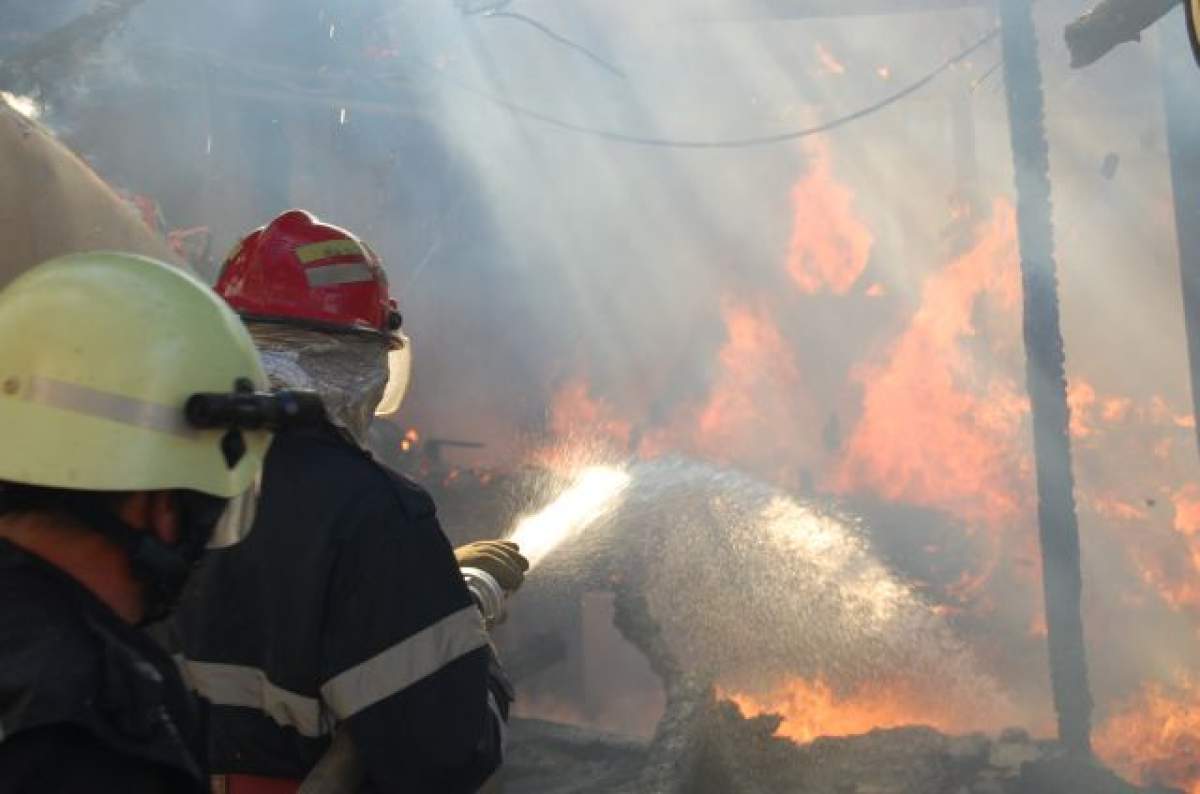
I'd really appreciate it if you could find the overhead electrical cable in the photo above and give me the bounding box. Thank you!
[430,27,1000,149]
[480,11,626,78]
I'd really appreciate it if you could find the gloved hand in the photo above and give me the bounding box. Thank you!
[454,540,529,594]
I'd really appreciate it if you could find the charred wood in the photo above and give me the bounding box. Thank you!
[1001,0,1094,758]
[1065,0,1181,68]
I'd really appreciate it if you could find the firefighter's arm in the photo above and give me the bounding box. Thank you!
[318,485,507,792]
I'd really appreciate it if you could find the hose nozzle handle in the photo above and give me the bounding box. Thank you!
[461,567,506,629]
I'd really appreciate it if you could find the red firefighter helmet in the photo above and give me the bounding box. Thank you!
[216,209,402,343]
[216,210,410,415]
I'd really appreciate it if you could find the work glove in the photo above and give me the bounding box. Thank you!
[454,540,529,593]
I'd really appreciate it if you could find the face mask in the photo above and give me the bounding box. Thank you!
[61,488,257,626]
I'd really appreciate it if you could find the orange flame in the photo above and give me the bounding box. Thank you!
[1095,675,1200,794]
[1068,380,1098,439]
[787,140,874,295]
[722,676,999,744]
[547,378,633,452]
[639,301,819,488]
[1124,485,1200,613]
[827,200,1026,527]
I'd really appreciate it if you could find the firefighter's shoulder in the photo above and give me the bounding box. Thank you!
[269,424,439,527]
[0,542,194,760]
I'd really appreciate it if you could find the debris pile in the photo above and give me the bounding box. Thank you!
[501,704,1180,794]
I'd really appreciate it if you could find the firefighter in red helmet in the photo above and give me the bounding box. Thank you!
[171,210,526,793]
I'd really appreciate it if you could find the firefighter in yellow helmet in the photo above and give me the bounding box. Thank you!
[0,252,317,793]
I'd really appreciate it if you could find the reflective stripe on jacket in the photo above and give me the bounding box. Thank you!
[172,424,506,792]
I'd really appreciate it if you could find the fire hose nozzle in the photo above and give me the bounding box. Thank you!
[461,566,506,629]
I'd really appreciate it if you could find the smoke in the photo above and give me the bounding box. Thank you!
[14,0,1200,768]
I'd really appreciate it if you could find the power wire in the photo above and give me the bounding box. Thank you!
[482,11,626,78]
[431,27,1000,149]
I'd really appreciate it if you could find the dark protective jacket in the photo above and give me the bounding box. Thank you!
[0,539,207,794]
[172,423,507,793]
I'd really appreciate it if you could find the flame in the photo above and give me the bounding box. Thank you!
[722,676,998,744]
[1091,495,1150,523]
[1123,484,1200,613]
[1068,380,1139,442]
[530,171,1200,788]
[827,200,1026,527]
[639,301,819,487]
[1068,380,1098,439]
[1101,396,1133,424]
[786,140,874,295]
[547,378,633,451]
[1095,674,1200,794]
[1174,485,1200,537]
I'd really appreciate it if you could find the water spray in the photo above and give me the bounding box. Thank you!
[508,465,632,569]
[463,465,631,628]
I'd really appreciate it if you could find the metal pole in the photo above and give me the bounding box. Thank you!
[1160,5,1200,463]
[997,0,1094,756]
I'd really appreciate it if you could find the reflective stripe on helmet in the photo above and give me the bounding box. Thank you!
[304,262,375,288]
[13,376,195,437]
[295,239,365,264]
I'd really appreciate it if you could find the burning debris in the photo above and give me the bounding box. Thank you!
[502,689,1181,793]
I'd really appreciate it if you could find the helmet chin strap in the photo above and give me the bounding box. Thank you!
[59,492,222,626]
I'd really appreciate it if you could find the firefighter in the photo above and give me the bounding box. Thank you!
[172,210,525,794]
[0,252,278,793]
